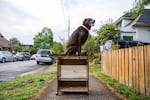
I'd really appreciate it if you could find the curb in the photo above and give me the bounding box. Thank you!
[90,73,128,100]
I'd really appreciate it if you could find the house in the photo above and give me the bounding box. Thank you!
[115,9,150,43]
[0,33,11,50]
[21,44,33,49]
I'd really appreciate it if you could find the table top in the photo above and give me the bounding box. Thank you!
[50,54,89,59]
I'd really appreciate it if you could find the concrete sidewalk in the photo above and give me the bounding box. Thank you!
[36,75,120,100]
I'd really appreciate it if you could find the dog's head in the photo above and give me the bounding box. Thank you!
[82,18,95,30]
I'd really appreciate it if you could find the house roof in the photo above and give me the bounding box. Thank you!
[133,9,150,27]
[115,12,134,25]
[122,13,134,19]
[0,33,11,48]
[117,15,136,33]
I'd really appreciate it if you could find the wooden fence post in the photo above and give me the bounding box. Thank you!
[144,46,150,95]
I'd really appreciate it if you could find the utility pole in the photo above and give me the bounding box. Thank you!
[68,18,70,39]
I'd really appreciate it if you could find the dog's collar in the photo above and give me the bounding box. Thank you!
[81,25,89,31]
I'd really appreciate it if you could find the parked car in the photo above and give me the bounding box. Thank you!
[30,54,36,60]
[16,52,30,61]
[0,51,17,63]
[36,49,54,65]
[101,39,150,51]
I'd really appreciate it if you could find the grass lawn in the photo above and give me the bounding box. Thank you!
[89,62,150,100]
[0,71,56,100]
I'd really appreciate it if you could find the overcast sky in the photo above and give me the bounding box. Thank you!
[0,0,143,44]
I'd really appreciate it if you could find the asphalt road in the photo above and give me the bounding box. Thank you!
[0,60,56,81]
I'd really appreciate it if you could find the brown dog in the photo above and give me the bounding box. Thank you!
[65,18,95,55]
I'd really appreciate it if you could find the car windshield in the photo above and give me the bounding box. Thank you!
[16,52,28,55]
[37,50,51,55]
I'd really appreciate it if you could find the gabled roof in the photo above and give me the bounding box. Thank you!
[133,9,150,27]
[122,13,134,20]
[118,15,136,33]
[0,33,11,48]
[115,12,134,25]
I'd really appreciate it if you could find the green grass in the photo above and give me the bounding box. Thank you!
[52,63,57,67]
[0,71,56,100]
[89,62,150,100]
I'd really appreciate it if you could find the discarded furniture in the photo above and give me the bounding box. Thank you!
[51,55,89,95]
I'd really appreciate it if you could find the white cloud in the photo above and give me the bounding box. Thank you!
[0,0,136,44]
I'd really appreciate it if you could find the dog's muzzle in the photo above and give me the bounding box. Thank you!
[90,20,95,26]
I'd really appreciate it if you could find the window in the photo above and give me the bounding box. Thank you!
[123,36,133,41]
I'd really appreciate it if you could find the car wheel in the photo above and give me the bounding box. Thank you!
[1,58,6,63]
[37,61,40,64]
[47,62,53,65]
[22,58,25,61]
[13,58,17,62]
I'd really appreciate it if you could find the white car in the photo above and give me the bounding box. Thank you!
[30,54,36,60]
[36,49,54,65]
[0,51,16,63]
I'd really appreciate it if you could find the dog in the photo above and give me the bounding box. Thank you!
[65,18,95,55]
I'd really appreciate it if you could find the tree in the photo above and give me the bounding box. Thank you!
[9,37,22,52]
[33,27,53,49]
[96,23,120,45]
[22,47,37,54]
[58,36,66,46]
[82,35,99,56]
[131,0,150,18]
[51,41,64,54]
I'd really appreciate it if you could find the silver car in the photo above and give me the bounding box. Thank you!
[0,51,17,63]
[16,52,30,61]
[36,49,54,65]
[30,54,36,60]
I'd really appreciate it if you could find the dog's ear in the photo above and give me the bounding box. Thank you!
[82,18,88,25]
[82,18,89,25]
[82,18,93,25]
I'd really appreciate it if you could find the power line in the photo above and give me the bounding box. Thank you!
[68,18,70,38]
[60,0,70,39]
[60,0,67,29]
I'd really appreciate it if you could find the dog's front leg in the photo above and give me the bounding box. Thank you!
[78,38,81,56]
[78,45,81,56]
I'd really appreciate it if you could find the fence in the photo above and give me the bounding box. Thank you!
[101,45,150,95]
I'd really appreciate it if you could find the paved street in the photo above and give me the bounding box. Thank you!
[0,60,56,81]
